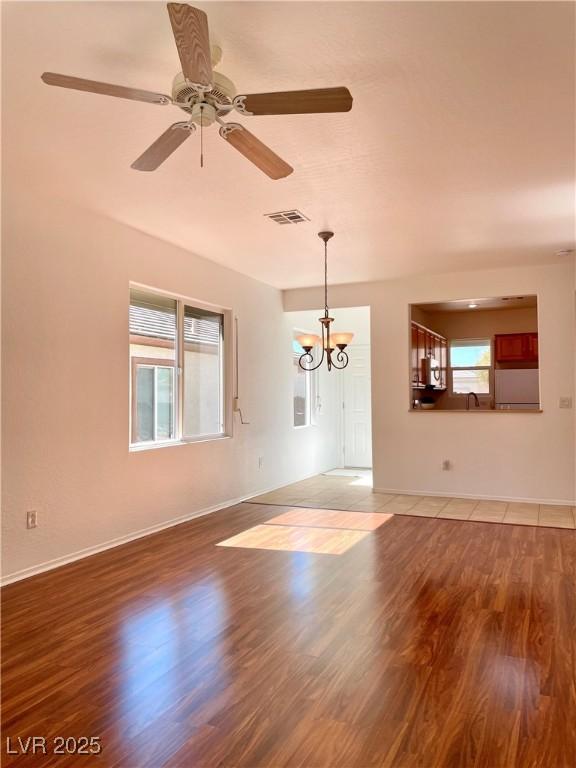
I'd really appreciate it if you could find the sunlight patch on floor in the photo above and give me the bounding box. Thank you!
[217,523,370,555]
[264,508,392,531]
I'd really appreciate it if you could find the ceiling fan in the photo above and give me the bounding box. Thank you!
[41,3,353,180]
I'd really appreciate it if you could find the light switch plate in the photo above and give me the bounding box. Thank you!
[559,397,573,409]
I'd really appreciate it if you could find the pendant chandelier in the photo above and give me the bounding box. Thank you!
[297,231,354,372]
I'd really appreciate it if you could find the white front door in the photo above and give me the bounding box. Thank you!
[343,344,372,468]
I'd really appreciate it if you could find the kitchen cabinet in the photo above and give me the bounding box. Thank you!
[411,324,419,385]
[416,326,427,385]
[440,338,447,388]
[495,333,539,363]
[433,335,441,369]
[526,333,538,360]
[411,321,447,389]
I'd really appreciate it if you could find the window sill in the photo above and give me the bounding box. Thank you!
[130,434,231,452]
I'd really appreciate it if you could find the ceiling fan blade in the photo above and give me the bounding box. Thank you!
[219,124,293,180]
[131,122,194,171]
[233,87,353,116]
[41,72,171,105]
[167,3,213,88]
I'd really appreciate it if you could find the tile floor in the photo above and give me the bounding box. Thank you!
[249,472,576,530]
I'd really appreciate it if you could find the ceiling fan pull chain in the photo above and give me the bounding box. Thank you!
[200,104,204,168]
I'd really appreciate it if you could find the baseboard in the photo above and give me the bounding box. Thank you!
[373,487,575,507]
[10,470,562,586]
[1,469,325,587]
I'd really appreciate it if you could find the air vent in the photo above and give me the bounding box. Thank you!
[264,209,310,225]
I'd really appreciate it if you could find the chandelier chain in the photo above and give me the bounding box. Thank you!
[324,239,328,316]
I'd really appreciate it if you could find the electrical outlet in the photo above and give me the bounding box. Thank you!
[258,456,264,469]
[26,510,38,529]
[442,459,451,471]
[559,397,572,409]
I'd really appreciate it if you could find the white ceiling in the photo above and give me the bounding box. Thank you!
[3,1,575,289]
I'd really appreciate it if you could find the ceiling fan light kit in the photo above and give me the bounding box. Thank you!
[297,232,354,373]
[40,3,353,179]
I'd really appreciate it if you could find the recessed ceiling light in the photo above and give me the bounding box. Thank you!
[468,303,478,309]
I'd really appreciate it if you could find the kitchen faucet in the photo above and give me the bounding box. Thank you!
[466,392,480,410]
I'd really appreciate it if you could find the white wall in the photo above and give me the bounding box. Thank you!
[1,196,340,581]
[284,262,575,504]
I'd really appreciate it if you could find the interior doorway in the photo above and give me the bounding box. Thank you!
[287,304,372,474]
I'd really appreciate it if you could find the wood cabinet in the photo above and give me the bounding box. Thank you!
[433,335,441,369]
[416,326,426,385]
[411,321,447,389]
[411,324,419,385]
[527,333,538,361]
[440,337,447,387]
[495,333,538,363]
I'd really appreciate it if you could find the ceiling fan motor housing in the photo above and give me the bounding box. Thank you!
[189,102,217,126]
[171,71,236,114]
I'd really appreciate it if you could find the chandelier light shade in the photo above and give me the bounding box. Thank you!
[298,231,354,372]
[295,333,321,349]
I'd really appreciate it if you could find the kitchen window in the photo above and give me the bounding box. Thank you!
[129,286,230,448]
[449,338,491,395]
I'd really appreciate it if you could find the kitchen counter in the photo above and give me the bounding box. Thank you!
[410,408,543,413]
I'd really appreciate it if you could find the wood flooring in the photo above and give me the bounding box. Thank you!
[2,502,575,767]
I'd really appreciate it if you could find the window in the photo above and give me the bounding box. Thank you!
[133,362,176,442]
[293,333,317,427]
[449,338,491,395]
[130,291,177,444]
[129,287,228,447]
[183,305,224,438]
